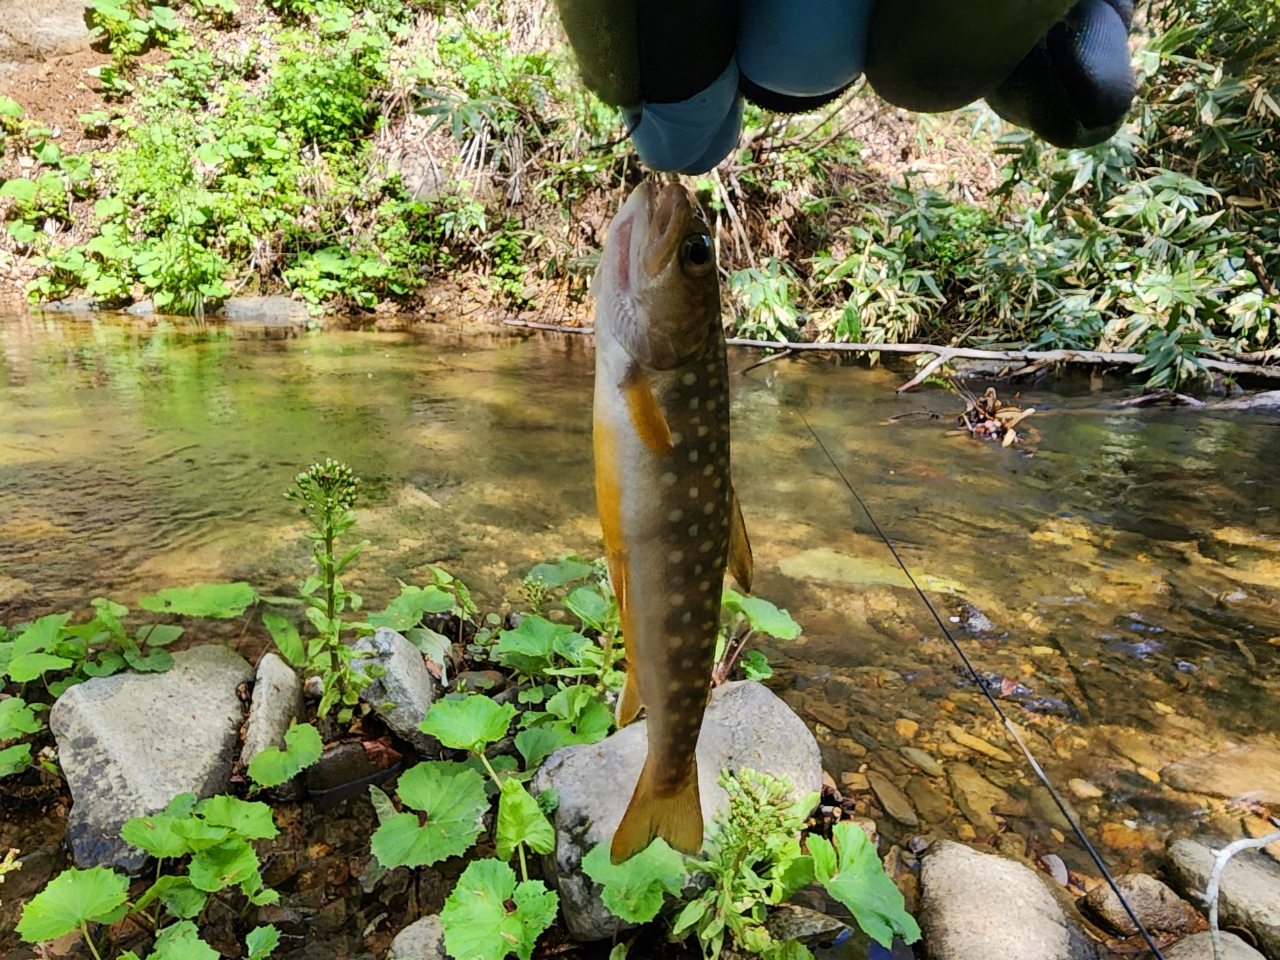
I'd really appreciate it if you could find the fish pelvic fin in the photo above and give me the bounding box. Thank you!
[728,485,754,593]
[611,761,702,863]
[621,363,673,456]
[616,668,643,726]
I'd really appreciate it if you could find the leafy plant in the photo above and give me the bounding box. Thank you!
[246,720,323,788]
[808,823,922,948]
[16,866,128,958]
[713,590,802,685]
[581,839,686,925]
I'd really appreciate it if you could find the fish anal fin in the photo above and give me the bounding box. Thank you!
[616,669,643,726]
[611,761,702,863]
[621,364,673,456]
[728,486,754,593]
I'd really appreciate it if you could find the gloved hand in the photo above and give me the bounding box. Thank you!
[555,0,1137,173]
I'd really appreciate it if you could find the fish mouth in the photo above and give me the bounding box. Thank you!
[641,182,694,277]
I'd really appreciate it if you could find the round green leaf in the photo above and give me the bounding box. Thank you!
[581,839,686,924]
[370,763,487,869]
[196,795,278,840]
[440,859,559,960]
[247,721,322,788]
[121,813,191,859]
[17,866,129,942]
[419,696,516,753]
[188,838,260,893]
[495,779,555,861]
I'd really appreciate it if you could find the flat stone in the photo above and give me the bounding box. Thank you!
[920,840,1097,960]
[1101,822,1147,851]
[867,771,919,827]
[388,915,446,960]
[532,680,821,941]
[946,724,1014,763]
[1069,778,1104,799]
[1163,746,1280,805]
[1110,733,1167,772]
[905,776,951,823]
[847,727,880,751]
[1028,785,1078,834]
[0,0,91,66]
[901,746,944,777]
[1164,932,1265,960]
[894,718,919,740]
[764,904,849,945]
[1168,838,1280,958]
[50,645,253,870]
[240,653,304,767]
[946,762,1013,836]
[804,699,848,732]
[213,296,310,325]
[354,628,437,754]
[1081,874,1204,937]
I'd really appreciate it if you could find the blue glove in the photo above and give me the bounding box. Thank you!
[555,0,1138,172]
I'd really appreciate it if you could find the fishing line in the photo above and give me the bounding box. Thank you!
[758,372,1169,960]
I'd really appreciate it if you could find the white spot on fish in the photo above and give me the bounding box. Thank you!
[694,564,703,575]
[681,611,692,624]
[689,450,699,462]
[682,372,697,385]
[713,477,722,488]
[697,425,709,437]
[689,397,700,410]
[699,581,711,592]
[699,540,713,553]
[682,657,695,668]
[706,399,716,410]
[668,508,683,522]
[670,594,685,607]
[705,363,716,372]
[708,441,718,452]
[661,472,676,486]
[709,378,719,387]
[703,465,714,476]
[702,501,714,515]
[687,524,699,536]
[670,432,683,446]
[668,550,684,564]
[688,487,699,499]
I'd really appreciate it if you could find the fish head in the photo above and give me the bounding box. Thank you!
[598,179,719,370]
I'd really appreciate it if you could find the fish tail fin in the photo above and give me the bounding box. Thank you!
[610,761,702,863]
[616,669,643,726]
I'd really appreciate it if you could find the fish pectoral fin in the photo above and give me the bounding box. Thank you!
[621,363,673,456]
[728,485,754,593]
[616,668,643,726]
[611,761,702,863]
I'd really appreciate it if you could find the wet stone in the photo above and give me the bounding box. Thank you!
[353,628,438,754]
[867,771,919,827]
[846,726,880,751]
[905,776,951,824]
[946,762,1012,837]
[241,653,305,767]
[1081,873,1204,938]
[1164,932,1265,960]
[50,644,253,870]
[764,904,849,945]
[1162,745,1280,805]
[995,833,1027,859]
[901,746,944,777]
[1168,838,1280,958]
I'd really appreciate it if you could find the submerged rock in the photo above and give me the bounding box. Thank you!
[1080,873,1204,938]
[946,762,1012,837]
[353,628,437,754]
[50,645,253,870]
[532,680,822,941]
[867,771,919,827]
[1168,838,1280,959]
[1164,932,1265,960]
[905,776,951,824]
[213,296,310,324]
[1162,745,1280,805]
[388,915,447,960]
[919,840,1097,960]
[241,653,305,767]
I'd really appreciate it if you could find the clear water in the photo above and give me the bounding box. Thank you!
[4,311,1278,895]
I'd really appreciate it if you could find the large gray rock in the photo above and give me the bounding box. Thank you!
[354,628,437,754]
[1165,932,1266,960]
[919,840,1097,960]
[1168,838,1280,959]
[0,0,91,68]
[388,915,446,960]
[1162,746,1280,805]
[1081,873,1203,937]
[240,653,305,767]
[532,680,822,941]
[213,296,310,325]
[50,644,253,870]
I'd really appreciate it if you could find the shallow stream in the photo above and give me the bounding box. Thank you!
[3,312,1279,957]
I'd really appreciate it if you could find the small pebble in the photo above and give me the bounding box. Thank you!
[1137,767,1161,783]
[841,771,870,792]
[1069,778,1104,799]
[1041,853,1070,886]
[895,718,920,740]
[957,823,977,841]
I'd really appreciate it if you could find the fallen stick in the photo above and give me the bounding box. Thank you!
[723,338,1280,381]
[503,319,593,334]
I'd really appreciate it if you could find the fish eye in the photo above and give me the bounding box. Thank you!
[680,234,713,276]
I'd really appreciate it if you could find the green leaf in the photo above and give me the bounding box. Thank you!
[148,920,219,960]
[0,697,42,740]
[196,795,278,840]
[33,140,61,165]
[0,742,32,777]
[527,558,593,587]
[16,866,129,942]
[121,813,191,859]
[246,925,281,960]
[13,613,70,654]
[170,817,231,852]
[544,686,612,746]
[188,838,260,893]
[247,721,322,788]
[440,859,559,960]
[136,624,184,647]
[138,583,256,618]
[562,586,612,631]
[514,727,562,770]
[94,195,125,219]
[124,648,174,672]
[8,652,74,682]
[722,589,802,640]
[135,875,207,920]
[370,762,487,869]
[741,650,773,681]
[0,95,24,118]
[0,179,37,202]
[809,822,921,948]
[419,696,515,753]
[366,584,454,630]
[262,614,305,666]
[81,652,126,677]
[495,616,573,678]
[495,779,555,861]
[581,839,686,924]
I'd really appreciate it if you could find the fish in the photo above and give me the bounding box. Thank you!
[591,179,753,864]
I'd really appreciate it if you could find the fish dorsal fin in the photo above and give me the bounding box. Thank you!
[728,485,753,593]
[621,363,673,456]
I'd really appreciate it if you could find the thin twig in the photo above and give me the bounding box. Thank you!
[503,319,593,334]
[739,348,793,375]
[895,353,951,393]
